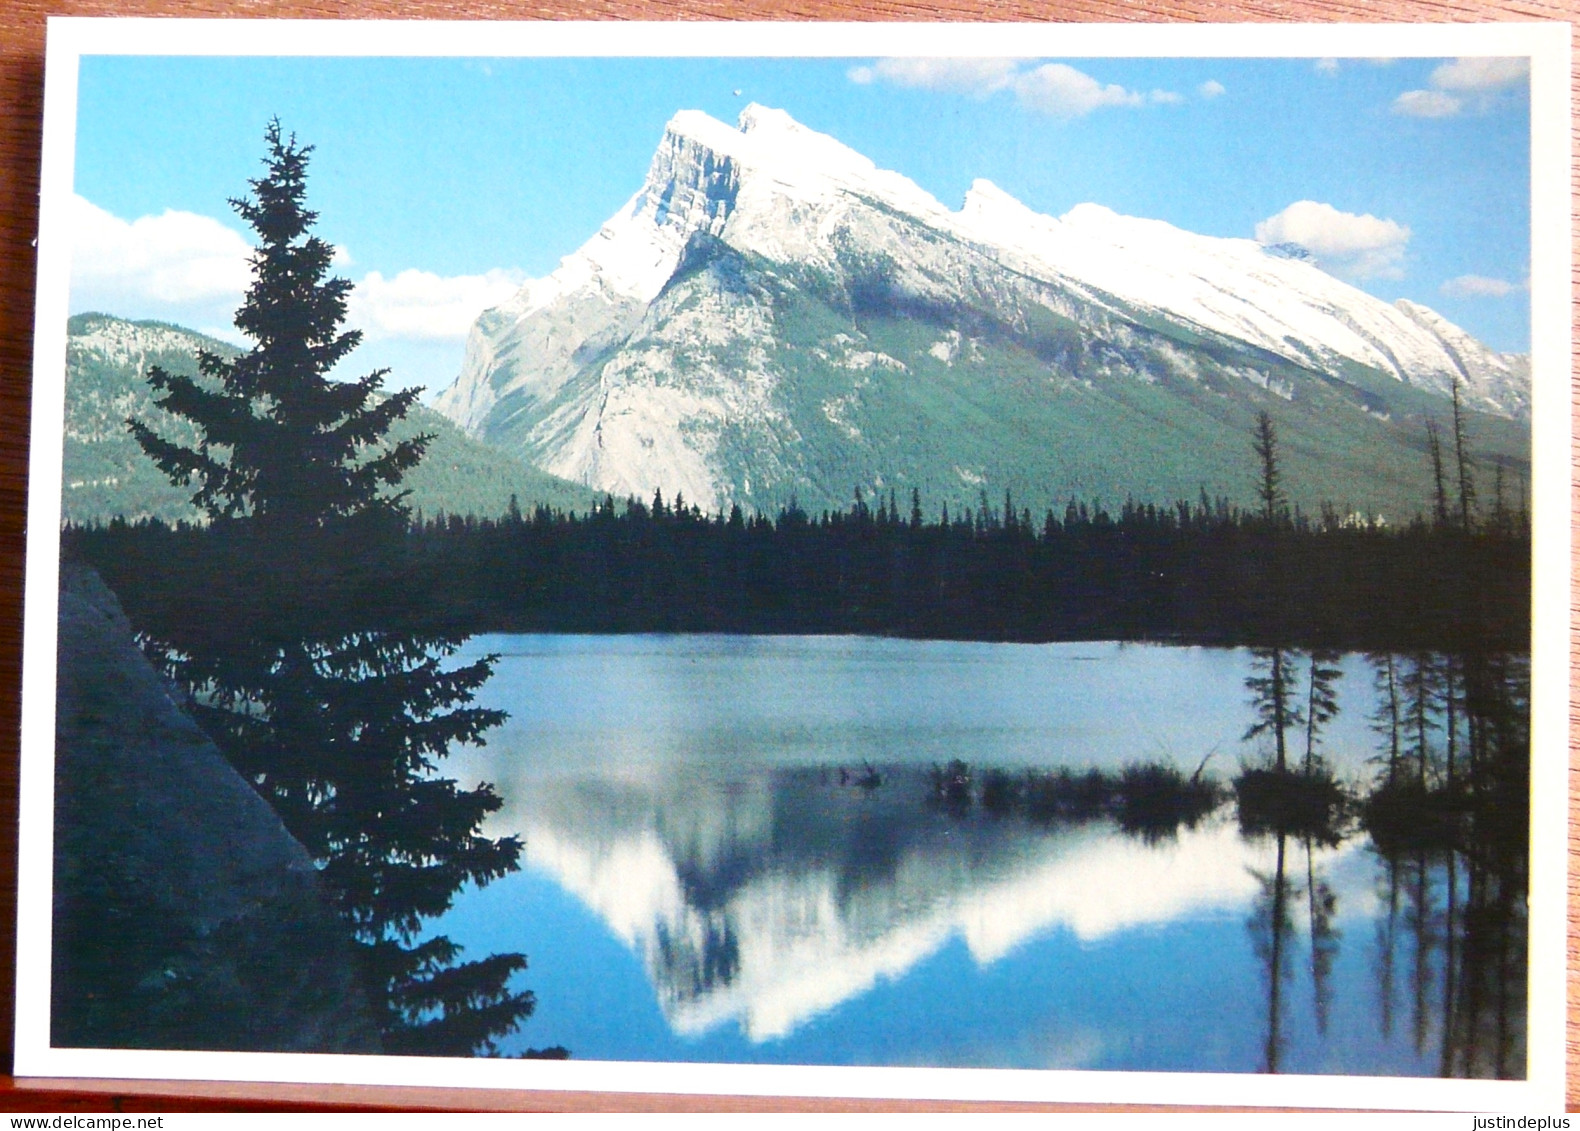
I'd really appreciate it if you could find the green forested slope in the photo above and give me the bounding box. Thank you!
[60,313,600,526]
[672,246,1532,522]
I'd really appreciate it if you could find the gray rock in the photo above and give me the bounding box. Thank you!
[51,562,381,1053]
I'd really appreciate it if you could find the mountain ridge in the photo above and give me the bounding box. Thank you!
[434,104,1529,519]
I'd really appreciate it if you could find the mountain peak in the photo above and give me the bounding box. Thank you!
[737,102,800,134]
[1061,201,1122,227]
[661,108,742,154]
[960,178,1030,218]
[657,104,942,213]
[661,104,860,171]
[437,101,1529,513]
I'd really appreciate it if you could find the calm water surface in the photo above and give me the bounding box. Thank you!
[435,634,1524,1076]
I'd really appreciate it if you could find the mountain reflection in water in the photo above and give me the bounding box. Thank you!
[438,636,1527,1076]
[512,770,1265,1041]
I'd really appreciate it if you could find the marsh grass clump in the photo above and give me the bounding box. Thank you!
[930,758,1227,840]
[1233,765,1349,843]
[1359,778,1467,855]
[929,759,973,815]
[979,767,1021,816]
[1113,762,1225,841]
[1023,767,1110,822]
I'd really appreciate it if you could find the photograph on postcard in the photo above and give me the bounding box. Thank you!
[20,23,1565,1104]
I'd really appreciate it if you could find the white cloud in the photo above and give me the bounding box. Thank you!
[849,58,1170,119]
[346,267,524,343]
[1317,57,1394,75]
[846,58,1020,97]
[1440,273,1520,299]
[1255,200,1411,280]
[1198,79,1226,98]
[1431,57,1529,92]
[69,193,253,321]
[1393,56,1528,118]
[69,193,523,354]
[1010,63,1147,117]
[1149,89,1184,105]
[1392,89,1463,118]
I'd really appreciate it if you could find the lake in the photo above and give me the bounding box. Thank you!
[435,634,1526,1077]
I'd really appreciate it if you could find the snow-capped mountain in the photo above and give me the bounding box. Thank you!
[434,105,1529,517]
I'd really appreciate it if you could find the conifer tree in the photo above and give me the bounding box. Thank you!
[129,119,428,532]
[125,122,543,1057]
[1449,378,1477,533]
[1426,420,1452,529]
[1302,649,1343,774]
[1252,411,1287,528]
[1368,652,1403,788]
[1400,653,1442,787]
[1245,647,1304,772]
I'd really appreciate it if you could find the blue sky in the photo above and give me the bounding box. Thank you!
[69,54,1532,392]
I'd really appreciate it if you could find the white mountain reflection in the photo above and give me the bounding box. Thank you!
[484,766,1348,1042]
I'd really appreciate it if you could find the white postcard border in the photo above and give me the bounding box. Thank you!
[16,18,1572,1111]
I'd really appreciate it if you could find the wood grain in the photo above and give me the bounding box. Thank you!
[0,0,1572,1112]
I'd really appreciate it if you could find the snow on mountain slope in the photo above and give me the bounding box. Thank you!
[955,183,1522,413]
[1392,299,1529,417]
[435,104,1529,512]
[433,104,957,436]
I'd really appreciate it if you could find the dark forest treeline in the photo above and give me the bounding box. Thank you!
[67,483,1530,653]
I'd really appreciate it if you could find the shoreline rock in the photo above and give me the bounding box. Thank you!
[51,562,381,1053]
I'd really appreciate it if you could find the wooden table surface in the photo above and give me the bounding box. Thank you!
[0,0,1572,1112]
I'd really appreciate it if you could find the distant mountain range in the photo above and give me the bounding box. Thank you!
[61,313,599,527]
[434,104,1530,521]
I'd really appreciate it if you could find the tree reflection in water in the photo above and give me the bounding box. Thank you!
[1365,649,1528,1080]
[1305,835,1340,1038]
[1230,643,1526,1078]
[141,601,557,1057]
[875,642,1528,1078]
[1359,647,1526,1079]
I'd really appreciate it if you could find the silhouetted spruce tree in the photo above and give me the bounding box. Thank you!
[126,121,539,1057]
[1248,831,1297,1073]
[1399,653,1442,787]
[1368,653,1404,788]
[1245,647,1303,772]
[129,119,428,535]
[1252,411,1288,529]
[1303,836,1340,1037]
[1301,649,1343,774]
[1490,464,1510,536]
[1449,378,1477,533]
[1426,420,1452,529]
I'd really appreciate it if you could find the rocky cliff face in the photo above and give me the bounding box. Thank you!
[435,104,1530,517]
[52,563,380,1053]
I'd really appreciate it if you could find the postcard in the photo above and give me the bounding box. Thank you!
[16,19,1571,1110]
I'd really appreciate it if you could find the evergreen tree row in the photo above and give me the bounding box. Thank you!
[68,479,1529,654]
